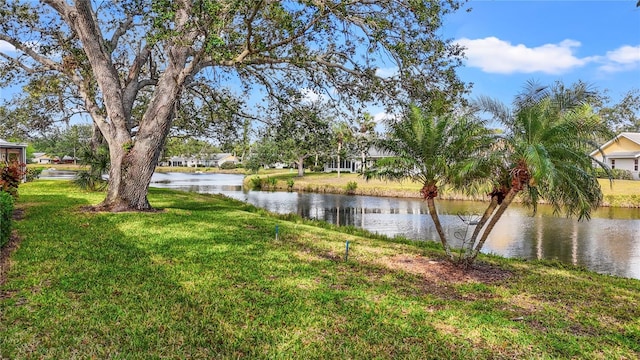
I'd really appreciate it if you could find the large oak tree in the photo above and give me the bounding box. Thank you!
[0,0,467,211]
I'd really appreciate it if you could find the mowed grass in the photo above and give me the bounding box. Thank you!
[1,181,639,359]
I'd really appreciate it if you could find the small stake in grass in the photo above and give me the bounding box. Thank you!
[275,225,279,241]
[345,240,350,262]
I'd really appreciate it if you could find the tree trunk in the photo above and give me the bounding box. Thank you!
[467,196,499,252]
[466,187,519,263]
[59,0,194,212]
[426,197,454,261]
[337,141,342,178]
[98,143,157,211]
[297,156,305,177]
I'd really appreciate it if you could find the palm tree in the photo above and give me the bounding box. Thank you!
[333,121,353,178]
[465,81,612,266]
[354,113,377,174]
[365,104,496,261]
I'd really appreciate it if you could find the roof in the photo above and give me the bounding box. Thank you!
[619,132,640,145]
[0,139,27,148]
[600,151,640,159]
[212,153,236,160]
[590,132,640,157]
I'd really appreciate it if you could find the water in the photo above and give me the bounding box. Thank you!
[39,170,640,279]
[147,172,640,279]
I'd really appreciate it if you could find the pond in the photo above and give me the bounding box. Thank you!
[145,172,640,280]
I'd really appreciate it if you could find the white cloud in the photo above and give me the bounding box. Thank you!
[375,67,398,78]
[0,40,16,53]
[455,37,594,75]
[598,45,640,73]
[372,111,396,123]
[299,88,324,103]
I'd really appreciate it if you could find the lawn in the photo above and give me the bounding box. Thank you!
[1,181,639,359]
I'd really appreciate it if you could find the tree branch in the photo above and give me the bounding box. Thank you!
[108,13,135,52]
[0,52,35,74]
[0,34,64,72]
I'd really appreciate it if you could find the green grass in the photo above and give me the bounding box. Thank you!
[1,181,639,359]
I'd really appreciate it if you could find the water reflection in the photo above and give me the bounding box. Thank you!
[47,171,638,279]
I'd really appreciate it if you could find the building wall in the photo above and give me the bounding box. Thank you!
[608,158,640,179]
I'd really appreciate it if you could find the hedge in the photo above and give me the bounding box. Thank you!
[594,168,633,180]
[0,190,14,248]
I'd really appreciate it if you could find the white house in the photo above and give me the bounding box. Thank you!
[162,153,238,168]
[32,152,55,164]
[212,153,239,167]
[590,132,640,179]
[324,147,393,173]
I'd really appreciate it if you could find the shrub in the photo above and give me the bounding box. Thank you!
[286,178,295,191]
[25,167,44,182]
[74,145,109,191]
[265,176,278,190]
[0,161,26,198]
[595,168,633,180]
[249,176,263,190]
[220,162,237,170]
[0,190,14,248]
[345,181,358,195]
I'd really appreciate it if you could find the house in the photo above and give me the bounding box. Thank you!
[32,153,55,164]
[0,139,27,165]
[324,147,393,173]
[164,156,188,167]
[212,153,239,167]
[60,155,80,164]
[163,155,235,168]
[590,132,640,179]
[0,139,28,182]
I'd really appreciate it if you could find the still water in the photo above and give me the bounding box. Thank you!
[145,172,640,279]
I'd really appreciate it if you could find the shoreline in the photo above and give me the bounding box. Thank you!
[243,172,640,208]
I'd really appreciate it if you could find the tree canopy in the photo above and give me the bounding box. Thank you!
[0,0,469,211]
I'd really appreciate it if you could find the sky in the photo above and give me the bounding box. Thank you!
[442,0,640,107]
[1,1,639,130]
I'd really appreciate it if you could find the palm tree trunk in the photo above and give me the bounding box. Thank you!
[426,197,454,261]
[467,188,519,263]
[467,196,499,252]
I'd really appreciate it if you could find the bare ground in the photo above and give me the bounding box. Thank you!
[380,254,512,284]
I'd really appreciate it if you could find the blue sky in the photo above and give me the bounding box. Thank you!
[2,1,638,129]
[444,0,640,106]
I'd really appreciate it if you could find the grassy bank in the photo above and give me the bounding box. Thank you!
[1,181,639,358]
[246,171,640,207]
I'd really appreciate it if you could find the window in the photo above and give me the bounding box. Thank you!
[611,159,616,169]
[635,159,638,172]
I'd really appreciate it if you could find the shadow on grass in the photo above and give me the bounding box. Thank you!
[3,186,461,358]
[1,183,638,359]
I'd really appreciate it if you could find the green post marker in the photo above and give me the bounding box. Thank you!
[345,240,350,262]
[275,225,279,241]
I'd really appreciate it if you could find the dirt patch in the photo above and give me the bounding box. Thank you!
[379,254,512,284]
